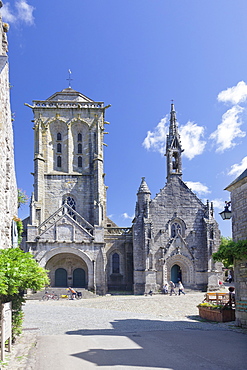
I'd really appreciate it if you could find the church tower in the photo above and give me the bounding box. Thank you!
[166,103,183,180]
[24,87,110,293]
[133,103,222,294]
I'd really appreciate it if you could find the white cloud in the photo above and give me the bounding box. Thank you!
[179,121,206,160]
[0,3,16,23]
[228,156,247,177]
[210,105,245,152]
[142,116,168,154]
[142,117,206,160]
[218,81,247,105]
[210,199,226,210]
[185,181,211,195]
[0,1,34,25]
[122,212,134,220]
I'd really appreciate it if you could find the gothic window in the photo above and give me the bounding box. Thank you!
[171,222,181,238]
[57,143,62,153]
[63,196,76,219]
[78,133,82,142]
[57,156,62,168]
[112,253,120,273]
[78,156,82,168]
[78,143,82,154]
[57,132,62,141]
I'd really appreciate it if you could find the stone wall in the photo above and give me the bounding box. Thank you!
[0,10,18,249]
[226,170,247,328]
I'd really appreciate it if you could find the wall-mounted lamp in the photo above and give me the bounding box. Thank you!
[219,201,232,220]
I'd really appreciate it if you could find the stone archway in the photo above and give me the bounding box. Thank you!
[164,254,194,286]
[45,251,89,288]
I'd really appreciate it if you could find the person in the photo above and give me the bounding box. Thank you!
[163,284,168,294]
[169,281,177,296]
[178,281,185,295]
[68,287,76,300]
[228,273,232,283]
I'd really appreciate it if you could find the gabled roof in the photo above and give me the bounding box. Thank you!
[225,168,247,191]
[47,88,94,103]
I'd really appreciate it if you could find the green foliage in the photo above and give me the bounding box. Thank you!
[0,248,49,340]
[0,248,49,297]
[17,189,28,209]
[213,238,247,267]
[198,302,222,309]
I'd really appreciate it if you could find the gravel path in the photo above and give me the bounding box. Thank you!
[21,291,237,334]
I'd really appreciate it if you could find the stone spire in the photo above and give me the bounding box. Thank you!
[166,103,183,181]
[137,177,151,194]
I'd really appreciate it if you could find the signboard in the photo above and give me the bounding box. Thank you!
[1,302,12,361]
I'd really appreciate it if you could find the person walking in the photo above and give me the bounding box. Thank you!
[169,281,177,296]
[178,281,185,295]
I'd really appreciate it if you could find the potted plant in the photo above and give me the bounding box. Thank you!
[197,302,235,322]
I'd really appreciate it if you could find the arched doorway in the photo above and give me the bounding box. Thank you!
[55,268,67,287]
[73,268,86,288]
[171,264,182,283]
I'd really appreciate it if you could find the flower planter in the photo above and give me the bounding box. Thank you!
[198,306,235,322]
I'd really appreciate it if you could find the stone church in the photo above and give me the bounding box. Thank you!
[22,87,222,294]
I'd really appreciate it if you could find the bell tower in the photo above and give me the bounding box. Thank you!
[27,88,109,231]
[166,103,183,180]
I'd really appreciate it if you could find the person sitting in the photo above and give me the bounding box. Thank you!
[68,287,77,300]
[163,284,168,294]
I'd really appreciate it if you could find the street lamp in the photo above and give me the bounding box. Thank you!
[219,201,232,220]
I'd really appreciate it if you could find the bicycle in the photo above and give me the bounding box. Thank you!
[42,291,59,300]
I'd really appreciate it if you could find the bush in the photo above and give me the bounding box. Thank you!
[0,248,49,340]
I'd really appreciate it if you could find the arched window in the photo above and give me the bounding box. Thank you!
[78,143,82,154]
[78,133,82,142]
[57,156,62,168]
[171,222,181,238]
[78,156,82,168]
[63,196,76,219]
[57,143,62,153]
[112,253,120,273]
[57,132,62,141]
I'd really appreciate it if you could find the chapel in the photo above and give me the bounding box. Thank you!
[22,88,222,293]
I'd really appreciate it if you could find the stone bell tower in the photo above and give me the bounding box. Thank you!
[27,88,108,233]
[24,87,110,293]
[166,103,183,180]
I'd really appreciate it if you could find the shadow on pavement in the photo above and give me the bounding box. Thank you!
[65,318,247,369]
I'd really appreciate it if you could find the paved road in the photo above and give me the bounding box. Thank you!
[4,292,247,369]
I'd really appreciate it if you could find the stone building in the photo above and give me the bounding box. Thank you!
[22,89,221,293]
[225,169,247,327]
[0,2,18,249]
[22,87,133,294]
[133,104,221,293]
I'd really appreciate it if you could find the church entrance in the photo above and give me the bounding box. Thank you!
[171,264,182,283]
[55,268,67,287]
[73,268,86,288]
[46,252,88,288]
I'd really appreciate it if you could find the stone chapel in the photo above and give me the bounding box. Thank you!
[22,88,222,293]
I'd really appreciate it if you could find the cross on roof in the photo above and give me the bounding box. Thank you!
[66,69,73,88]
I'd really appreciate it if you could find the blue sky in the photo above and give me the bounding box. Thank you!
[1,0,247,237]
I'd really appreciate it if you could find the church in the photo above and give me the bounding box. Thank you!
[22,87,222,294]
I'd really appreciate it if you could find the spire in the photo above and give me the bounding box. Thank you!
[166,103,183,181]
[169,103,178,136]
[137,177,151,194]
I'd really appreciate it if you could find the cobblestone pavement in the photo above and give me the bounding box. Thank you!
[3,291,246,369]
